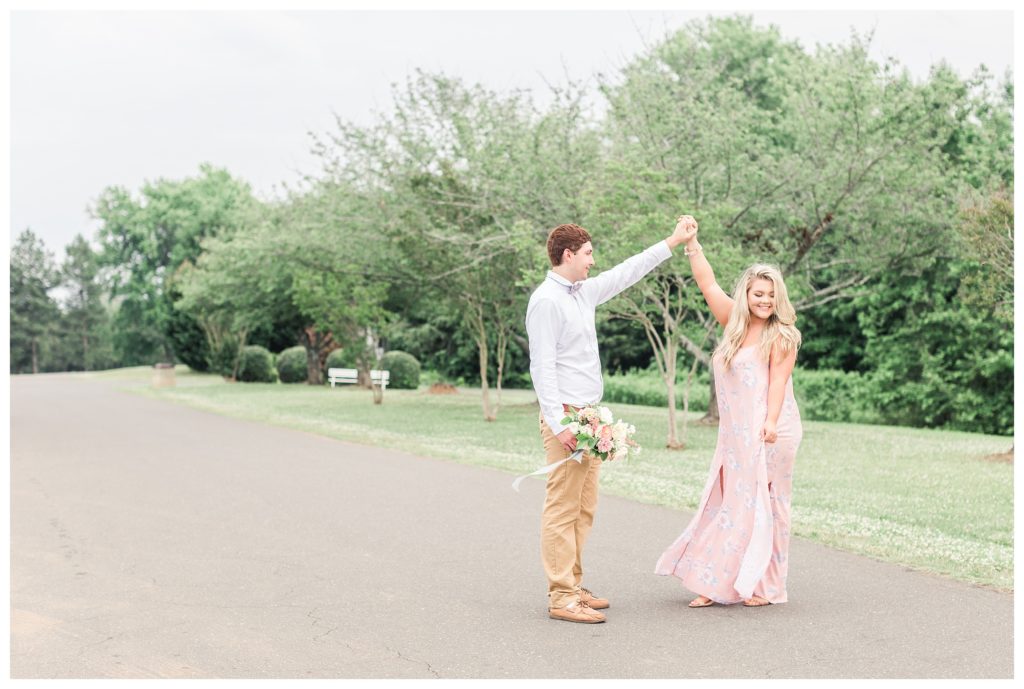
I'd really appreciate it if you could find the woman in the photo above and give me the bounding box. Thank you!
[655,218,802,608]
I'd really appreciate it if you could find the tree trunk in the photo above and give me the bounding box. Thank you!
[355,327,378,388]
[494,325,508,416]
[315,345,334,383]
[699,368,720,425]
[473,328,495,422]
[477,337,495,421]
[299,326,335,385]
[680,350,702,447]
[304,345,320,385]
[351,338,371,387]
[665,375,681,449]
[357,368,371,388]
[82,330,90,371]
[229,329,249,381]
[371,346,384,405]
[31,338,38,374]
[664,340,684,449]
[466,302,495,421]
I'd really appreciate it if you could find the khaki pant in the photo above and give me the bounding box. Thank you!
[539,412,601,609]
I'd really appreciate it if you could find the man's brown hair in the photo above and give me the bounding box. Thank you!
[546,224,591,266]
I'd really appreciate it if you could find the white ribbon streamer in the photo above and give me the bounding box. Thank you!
[512,449,584,492]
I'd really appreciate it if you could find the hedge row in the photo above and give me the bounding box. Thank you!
[602,366,884,425]
[233,346,420,389]
[602,369,712,412]
[232,350,908,430]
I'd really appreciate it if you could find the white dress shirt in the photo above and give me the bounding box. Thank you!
[526,240,673,435]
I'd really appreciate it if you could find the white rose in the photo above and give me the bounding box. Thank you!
[599,406,613,424]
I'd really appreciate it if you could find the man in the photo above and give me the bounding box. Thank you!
[526,216,697,623]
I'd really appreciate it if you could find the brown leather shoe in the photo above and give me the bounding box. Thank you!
[579,587,610,610]
[548,602,606,623]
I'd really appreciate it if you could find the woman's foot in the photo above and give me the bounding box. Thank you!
[743,596,771,607]
[688,595,714,608]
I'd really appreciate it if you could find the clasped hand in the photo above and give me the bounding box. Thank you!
[673,214,698,244]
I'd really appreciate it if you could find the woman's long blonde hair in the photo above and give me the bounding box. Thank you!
[714,264,802,368]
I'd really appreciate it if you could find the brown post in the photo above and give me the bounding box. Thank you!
[152,362,176,388]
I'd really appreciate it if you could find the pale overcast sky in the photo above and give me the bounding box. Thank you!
[8,10,1015,255]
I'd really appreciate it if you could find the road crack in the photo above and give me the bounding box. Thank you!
[307,607,339,643]
[386,645,441,678]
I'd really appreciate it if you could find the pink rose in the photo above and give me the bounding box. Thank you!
[597,438,613,453]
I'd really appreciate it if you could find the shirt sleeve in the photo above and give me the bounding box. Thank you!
[525,297,569,435]
[582,240,673,306]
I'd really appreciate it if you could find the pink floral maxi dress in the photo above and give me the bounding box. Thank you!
[655,344,802,604]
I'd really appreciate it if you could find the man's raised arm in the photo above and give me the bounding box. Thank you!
[582,215,696,305]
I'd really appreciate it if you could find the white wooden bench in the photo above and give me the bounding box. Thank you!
[327,367,358,387]
[327,367,390,390]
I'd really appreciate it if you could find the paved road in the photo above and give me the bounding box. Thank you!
[10,374,1014,678]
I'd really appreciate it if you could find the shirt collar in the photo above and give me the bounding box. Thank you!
[547,271,585,296]
[546,270,572,287]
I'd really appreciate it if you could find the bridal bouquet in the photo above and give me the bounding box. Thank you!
[512,404,640,491]
[561,405,640,462]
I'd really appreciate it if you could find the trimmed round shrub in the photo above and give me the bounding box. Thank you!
[236,345,277,383]
[276,346,309,383]
[380,350,420,389]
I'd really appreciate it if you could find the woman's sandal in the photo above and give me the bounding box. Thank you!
[743,596,771,607]
[688,596,715,608]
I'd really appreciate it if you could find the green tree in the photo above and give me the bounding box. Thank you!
[859,257,1012,435]
[595,15,973,436]
[315,71,599,419]
[176,180,391,390]
[58,234,111,371]
[10,229,60,373]
[284,182,396,398]
[940,66,1013,190]
[955,188,1013,321]
[175,213,294,380]
[93,164,260,364]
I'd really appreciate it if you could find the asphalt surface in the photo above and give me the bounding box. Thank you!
[9,374,1014,678]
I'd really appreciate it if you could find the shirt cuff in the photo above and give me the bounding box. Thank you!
[652,239,673,260]
[543,410,569,436]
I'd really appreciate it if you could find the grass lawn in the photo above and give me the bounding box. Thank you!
[89,366,1013,591]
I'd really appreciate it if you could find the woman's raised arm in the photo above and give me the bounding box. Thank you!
[674,220,733,327]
